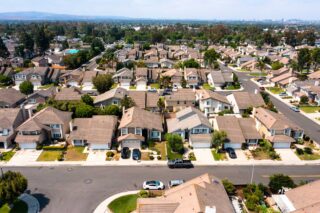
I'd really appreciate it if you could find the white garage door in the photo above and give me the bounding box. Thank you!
[137,83,146,91]
[192,142,211,149]
[224,143,242,149]
[19,143,37,149]
[90,144,110,150]
[122,140,141,149]
[273,142,291,149]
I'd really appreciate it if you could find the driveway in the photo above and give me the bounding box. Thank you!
[193,149,213,164]
[8,150,42,165]
[227,150,248,162]
[86,150,107,163]
[275,149,300,162]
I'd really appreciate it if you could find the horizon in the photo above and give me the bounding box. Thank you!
[1,0,320,21]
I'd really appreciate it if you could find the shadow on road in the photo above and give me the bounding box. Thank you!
[32,193,50,211]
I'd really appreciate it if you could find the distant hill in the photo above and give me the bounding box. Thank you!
[0,11,130,21]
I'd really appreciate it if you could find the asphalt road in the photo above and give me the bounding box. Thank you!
[3,165,320,213]
[221,64,320,144]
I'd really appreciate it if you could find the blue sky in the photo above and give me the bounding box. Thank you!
[1,0,320,20]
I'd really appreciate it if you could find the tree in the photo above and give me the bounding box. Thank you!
[204,49,220,68]
[222,179,236,196]
[300,95,309,105]
[99,105,121,116]
[179,59,200,68]
[212,131,227,150]
[165,133,184,154]
[92,74,114,94]
[19,81,34,95]
[0,171,28,205]
[91,38,105,56]
[0,37,9,58]
[159,76,171,89]
[81,94,94,106]
[75,103,95,118]
[0,74,12,86]
[35,26,50,54]
[311,48,320,70]
[269,174,295,193]
[157,97,165,114]
[297,48,311,71]
[120,95,135,109]
[256,59,265,72]
[271,61,284,70]
[20,32,34,52]
[181,77,187,88]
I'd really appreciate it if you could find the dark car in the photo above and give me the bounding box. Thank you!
[259,87,265,91]
[167,159,193,169]
[121,147,130,159]
[132,149,141,160]
[226,148,237,159]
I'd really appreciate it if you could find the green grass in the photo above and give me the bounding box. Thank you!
[0,200,28,213]
[211,149,227,161]
[225,85,241,90]
[296,152,320,160]
[65,146,88,161]
[150,83,160,89]
[299,106,320,113]
[166,141,183,160]
[153,142,166,160]
[38,83,54,89]
[267,87,285,94]
[108,194,138,213]
[37,150,63,161]
[0,150,15,161]
[250,72,267,77]
[129,85,136,90]
[202,83,215,90]
[111,83,118,89]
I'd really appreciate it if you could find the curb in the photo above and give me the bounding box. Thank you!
[19,193,40,213]
[93,190,139,213]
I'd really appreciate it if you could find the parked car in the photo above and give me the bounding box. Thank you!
[148,88,157,93]
[290,106,300,112]
[132,149,141,160]
[259,86,265,91]
[121,147,130,159]
[226,148,237,159]
[143,180,165,190]
[168,179,185,188]
[279,92,288,97]
[167,159,193,169]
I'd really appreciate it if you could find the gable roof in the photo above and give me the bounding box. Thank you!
[0,108,23,129]
[54,87,82,101]
[196,89,230,104]
[231,92,265,110]
[0,88,26,106]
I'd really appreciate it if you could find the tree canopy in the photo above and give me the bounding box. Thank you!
[92,74,114,94]
[19,81,34,95]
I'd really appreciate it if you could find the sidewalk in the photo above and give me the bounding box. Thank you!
[93,190,139,213]
[19,193,40,213]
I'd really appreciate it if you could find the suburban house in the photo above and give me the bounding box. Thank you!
[165,89,196,112]
[59,70,84,87]
[82,71,98,90]
[214,116,262,149]
[237,56,256,67]
[54,87,82,102]
[0,88,26,108]
[135,67,159,84]
[184,68,200,88]
[161,69,184,89]
[227,91,265,114]
[31,56,48,67]
[166,107,212,148]
[308,70,320,80]
[270,72,297,88]
[112,68,134,88]
[137,173,234,213]
[160,58,175,68]
[144,57,160,68]
[118,107,163,148]
[253,107,304,148]
[0,108,26,149]
[69,115,118,150]
[207,71,233,88]
[14,67,58,87]
[272,179,320,213]
[15,107,72,149]
[195,89,231,117]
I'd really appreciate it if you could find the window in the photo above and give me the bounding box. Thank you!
[53,133,61,138]
[29,99,36,104]
[135,128,142,135]
[112,100,119,105]
[152,131,159,138]
[50,124,60,129]
[121,128,128,135]
[177,101,180,105]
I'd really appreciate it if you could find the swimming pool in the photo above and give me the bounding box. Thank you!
[66,49,79,54]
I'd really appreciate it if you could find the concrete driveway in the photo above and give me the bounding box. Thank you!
[87,150,107,163]
[276,149,300,162]
[227,150,248,161]
[8,150,42,165]
[193,149,213,164]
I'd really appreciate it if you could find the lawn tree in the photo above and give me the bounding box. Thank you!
[297,48,311,71]
[212,130,227,150]
[257,59,265,72]
[120,95,135,109]
[311,48,320,70]
[19,81,34,95]
[35,26,50,54]
[165,133,184,154]
[159,76,171,89]
[299,95,309,105]
[81,94,94,106]
[157,97,165,114]
[269,174,296,193]
[204,49,220,68]
[99,105,121,116]
[0,37,9,58]
[180,77,187,88]
[0,74,12,86]
[92,74,114,93]
[75,103,95,118]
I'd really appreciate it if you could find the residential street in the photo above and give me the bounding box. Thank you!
[221,64,320,144]
[3,165,320,213]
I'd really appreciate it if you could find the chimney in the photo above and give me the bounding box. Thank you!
[254,89,258,94]
[69,120,73,132]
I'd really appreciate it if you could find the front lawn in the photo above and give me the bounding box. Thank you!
[211,149,227,161]
[37,150,63,161]
[250,140,280,160]
[38,83,54,89]
[65,146,88,161]
[111,83,118,89]
[0,200,28,213]
[296,153,320,160]
[202,83,214,90]
[224,85,241,90]
[153,142,166,160]
[299,106,320,113]
[166,141,183,160]
[108,194,138,213]
[150,83,160,89]
[129,85,136,90]
[267,87,284,94]
[0,150,15,161]
[250,72,267,77]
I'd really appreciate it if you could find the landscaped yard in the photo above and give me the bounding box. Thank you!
[37,150,63,161]
[267,87,285,94]
[299,106,320,113]
[211,149,227,161]
[129,85,136,90]
[296,152,320,160]
[224,85,241,90]
[166,141,183,160]
[202,83,214,90]
[250,72,267,77]
[0,150,16,161]
[250,140,280,160]
[0,200,28,213]
[65,146,88,161]
[38,83,54,89]
[141,152,152,161]
[111,83,118,89]
[150,83,160,89]
[153,142,166,160]
[108,194,138,213]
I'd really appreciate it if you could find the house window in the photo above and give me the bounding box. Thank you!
[151,131,159,138]
[50,124,60,129]
[135,128,142,135]
[53,133,61,138]
[177,101,180,105]
[206,101,210,105]
[121,128,128,135]
[29,99,36,104]
[112,100,119,105]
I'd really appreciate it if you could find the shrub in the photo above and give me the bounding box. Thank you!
[149,156,154,160]
[188,152,196,161]
[138,190,149,198]
[304,147,313,154]
[157,156,161,160]
[106,151,115,158]
[269,151,280,160]
[296,148,304,155]
[36,144,43,150]
[42,146,66,151]
[147,140,155,148]
[269,174,295,193]
[222,179,236,196]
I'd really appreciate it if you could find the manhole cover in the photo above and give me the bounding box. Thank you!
[84,179,93,184]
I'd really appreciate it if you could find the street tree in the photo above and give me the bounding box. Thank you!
[19,81,34,95]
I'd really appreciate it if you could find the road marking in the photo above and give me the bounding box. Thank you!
[262,175,320,178]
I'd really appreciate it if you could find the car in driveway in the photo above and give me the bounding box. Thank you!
[290,106,300,112]
[226,148,237,159]
[132,149,141,160]
[121,147,130,159]
[279,92,288,97]
[143,180,165,190]
[168,179,184,188]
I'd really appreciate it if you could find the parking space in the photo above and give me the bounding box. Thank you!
[86,150,107,162]
[8,150,42,165]
[275,149,300,162]
[193,149,214,163]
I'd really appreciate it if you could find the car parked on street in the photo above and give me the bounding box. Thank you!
[132,149,141,160]
[167,159,193,169]
[226,148,237,159]
[121,147,130,159]
[143,180,165,190]
[168,179,185,188]
[290,106,300,112]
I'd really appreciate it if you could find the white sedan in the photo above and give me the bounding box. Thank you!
[143,180,165,190]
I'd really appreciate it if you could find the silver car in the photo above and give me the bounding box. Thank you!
[168,179,185,188]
